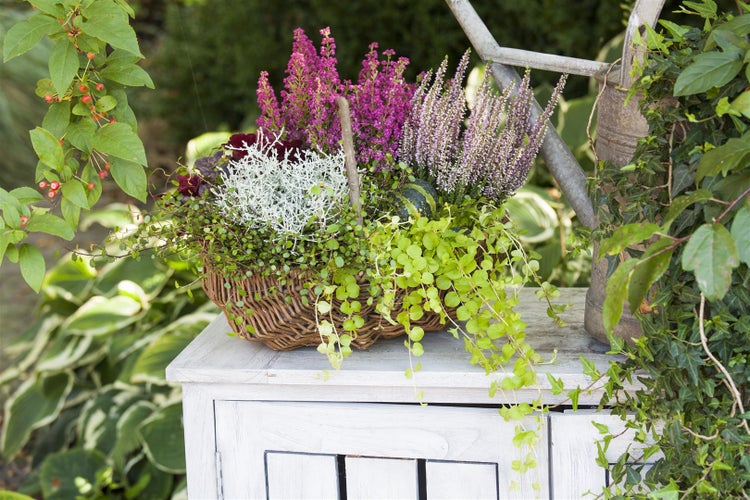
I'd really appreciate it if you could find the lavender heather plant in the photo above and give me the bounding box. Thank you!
[399,50,566,202]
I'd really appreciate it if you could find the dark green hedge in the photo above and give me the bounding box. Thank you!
[149,0,627,142]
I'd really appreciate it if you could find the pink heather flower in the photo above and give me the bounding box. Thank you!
[256,70,282,132]
[348,43,415,169]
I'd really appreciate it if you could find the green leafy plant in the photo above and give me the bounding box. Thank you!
[1,0,152,291]
[591,1,750,496]
[0,215,214,498]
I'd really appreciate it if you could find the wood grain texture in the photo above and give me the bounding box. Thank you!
[214,401,548,499]
[426,461,498,500]
[266,452,339,500]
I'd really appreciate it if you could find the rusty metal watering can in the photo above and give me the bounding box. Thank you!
[446,0,666,344]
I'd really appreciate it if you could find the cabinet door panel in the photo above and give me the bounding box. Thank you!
[266,452,338,500]
[346,456,417,499]
[426,461,498,500]
[214,401,548,499]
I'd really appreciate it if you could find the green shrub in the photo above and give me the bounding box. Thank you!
[0,236,215,498]
[150,0,627,142]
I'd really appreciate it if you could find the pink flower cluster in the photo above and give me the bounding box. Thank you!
[256,28,414,169]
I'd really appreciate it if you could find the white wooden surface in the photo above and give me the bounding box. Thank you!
[265,452,339,500]
[214,400,548,499]
[166,288,636,499]
[167,288,618,406]
[346,457,417,500]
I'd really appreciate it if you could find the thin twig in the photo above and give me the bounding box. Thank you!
[698,293,750,435]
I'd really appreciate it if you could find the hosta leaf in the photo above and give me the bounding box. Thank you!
[731,206,750,266]
[674,50,743,96]
[77,387,144,454]
[61,295,142,336]
[36,334,93,372]
[681,223,739,301]
[40,449,108,500]
[131,321,207,383]
[138,403,186,474]
[112,401,156,470]
[48,40,79,96]
[2,13,59,62]
[1,371,73,458]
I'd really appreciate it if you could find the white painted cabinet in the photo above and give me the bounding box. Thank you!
[167,288,639,499]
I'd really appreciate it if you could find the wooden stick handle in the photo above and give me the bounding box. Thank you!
[336,96,363,225]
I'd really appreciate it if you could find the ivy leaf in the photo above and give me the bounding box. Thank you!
[731,206,750,266]
[80,0,142,57]
[674,50,743,96]
[2,13,60,62]
[602,259,638,337]
[49,40,80,96]
[696,136,750,183]
[29,127,64,171]
[19,243,46,292]
[681,223,739,301]
[92,122,147,166]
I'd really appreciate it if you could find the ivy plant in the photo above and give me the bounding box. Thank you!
[1,0,152,292]
[593,1,750,496]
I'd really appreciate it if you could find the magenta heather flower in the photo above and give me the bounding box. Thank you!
[348,43,415,169]
[255,28,414,167]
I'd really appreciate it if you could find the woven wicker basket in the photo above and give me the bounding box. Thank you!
[202,98,452,350]
[202,268,450,350]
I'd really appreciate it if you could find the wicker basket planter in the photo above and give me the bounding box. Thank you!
[202,268,452,351]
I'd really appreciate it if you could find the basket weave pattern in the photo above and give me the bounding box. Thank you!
[202,269,450,351]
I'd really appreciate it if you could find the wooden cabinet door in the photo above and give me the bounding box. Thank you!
[214,401,549,499]
[549,412,654,498]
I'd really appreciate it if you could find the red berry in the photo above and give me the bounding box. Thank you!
[38,180,48,189]
[47,189,57,199]
[109,118,116,123]
[78,84,89,93]
[88,182,95,190]
[86,52,95,60]
[44,94,54,103]
[95,83,105,92]
[81,94,92,104]
[19,215,29,227]
[104,162,110,170]
[98,170,108,179]
[50,181,60,191]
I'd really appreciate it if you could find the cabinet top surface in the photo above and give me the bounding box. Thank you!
[166,288,620,399]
